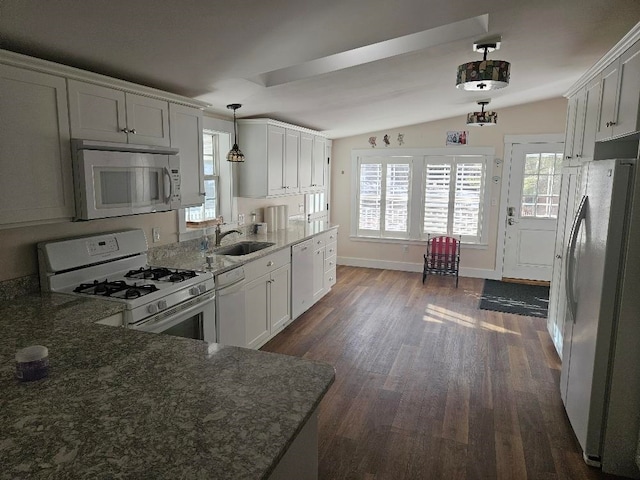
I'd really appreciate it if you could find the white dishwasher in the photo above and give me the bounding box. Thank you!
[216,266,247,348]
[292,239,314,320]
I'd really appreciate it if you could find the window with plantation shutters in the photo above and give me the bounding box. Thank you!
[356,157,412,238]
[423,156,486,243]
[352,148,492,245]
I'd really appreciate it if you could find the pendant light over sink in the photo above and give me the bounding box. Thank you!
[456,38,510,91]
[226,103,245,163]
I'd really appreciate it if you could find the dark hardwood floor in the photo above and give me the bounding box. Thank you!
[261,266,625,480]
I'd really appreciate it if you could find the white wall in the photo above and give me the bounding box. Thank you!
[330,97,568,278]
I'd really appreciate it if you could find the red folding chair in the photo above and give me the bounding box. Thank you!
[422,234,461,287]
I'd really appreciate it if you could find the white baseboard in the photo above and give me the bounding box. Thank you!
[336,256,501,280]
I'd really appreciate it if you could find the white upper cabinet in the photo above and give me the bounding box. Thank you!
[595,40,640,141]
[0,65,74,225]
[613,42,640,138]
[238,119,326,198]
[68,80,170,146]
[299,132,314,193]
[169,104,204,207]
[312,136,326,191]
[284,129,300,193]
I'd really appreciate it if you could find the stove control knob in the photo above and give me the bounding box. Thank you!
[198,284,207,294]
[157,300,167,310]
[147,304,158,314]
[189,287,200,296]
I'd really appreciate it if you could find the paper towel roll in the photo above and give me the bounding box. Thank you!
[264,206,277,232]
[277,205,289,230]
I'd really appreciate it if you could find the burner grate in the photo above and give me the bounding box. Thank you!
[125,267,198,282]
[73,280,159,298]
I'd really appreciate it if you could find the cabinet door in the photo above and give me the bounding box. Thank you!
[125,93,170,146]
[299,132,314,192]
[563,94,578,161]
[68,80,127,142]
[571,90,587,161]
[0,65,74,225]
[612,42,640,139]
[270,264,291,334]
[311,136,326,190]
[169,104,204,206]
[312,247,326,301]
[284,129,300,193]
[245,275,270,349]
[267,125,286,196]
[595,61,619,141]
[581,77,602,160]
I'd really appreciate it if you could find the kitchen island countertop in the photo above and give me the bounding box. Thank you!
[0,293,335,479]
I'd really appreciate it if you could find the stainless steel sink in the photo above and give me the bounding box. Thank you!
[214,241,275,256]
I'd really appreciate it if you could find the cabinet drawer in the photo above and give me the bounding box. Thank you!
[325,267,337,288]
[312,234,326,249]
[244,248,290,282]
[324,255,336,273]
[325,241,337,258]
[326,229,338,243]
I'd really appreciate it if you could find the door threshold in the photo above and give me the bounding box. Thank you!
[500,277,550,287]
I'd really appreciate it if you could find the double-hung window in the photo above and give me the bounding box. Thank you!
[352,148,492,245]
[185,130,220,224]
[356,157,412,238]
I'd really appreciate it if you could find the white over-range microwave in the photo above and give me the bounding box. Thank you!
[71,139,182,220]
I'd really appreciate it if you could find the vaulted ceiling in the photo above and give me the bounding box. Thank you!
[1,0,639,138]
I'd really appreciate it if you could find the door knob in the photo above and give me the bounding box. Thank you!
[508,218,518,225]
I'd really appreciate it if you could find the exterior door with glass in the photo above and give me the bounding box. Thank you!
[502,143,563,281]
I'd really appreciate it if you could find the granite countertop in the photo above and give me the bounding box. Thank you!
[0,293,335,479]
[149,220,339,275]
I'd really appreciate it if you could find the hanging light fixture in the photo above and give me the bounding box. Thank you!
[456,38,510,91]
[226,103,245,162]
[467,100,498,126]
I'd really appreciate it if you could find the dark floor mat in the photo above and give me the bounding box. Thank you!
[479,280,549,318]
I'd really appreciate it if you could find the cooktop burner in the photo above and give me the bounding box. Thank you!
[124,267,198,283]
[73,280,159,298]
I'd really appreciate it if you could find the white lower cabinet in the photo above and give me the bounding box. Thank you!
[244,249,291,349]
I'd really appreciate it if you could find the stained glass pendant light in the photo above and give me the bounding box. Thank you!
[467,100,497,126]
[226,103,245,162]
[456,39,510,91]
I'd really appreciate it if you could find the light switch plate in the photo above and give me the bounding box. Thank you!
[152,228,160,243]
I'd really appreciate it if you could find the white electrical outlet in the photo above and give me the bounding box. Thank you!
[152,228,160,243]
[238,213,245,225]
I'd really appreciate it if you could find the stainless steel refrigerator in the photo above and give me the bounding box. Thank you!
[561,157,640,478]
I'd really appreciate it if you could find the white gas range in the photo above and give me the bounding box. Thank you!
[38,230,216,343]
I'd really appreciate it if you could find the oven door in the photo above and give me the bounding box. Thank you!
[131,291,216,343]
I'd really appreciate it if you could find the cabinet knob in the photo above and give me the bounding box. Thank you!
[267,261,274,266]
[121,128,130,134]
[566,156,572,159]
[129,128,137,134]
[609,121,616,126]
[556,254,562,259]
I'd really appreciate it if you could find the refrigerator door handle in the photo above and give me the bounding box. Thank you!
[565,195,588,322]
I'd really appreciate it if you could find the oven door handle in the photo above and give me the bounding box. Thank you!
[133,292,214,334]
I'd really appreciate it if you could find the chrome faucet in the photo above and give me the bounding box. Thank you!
[215,224,242,246]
